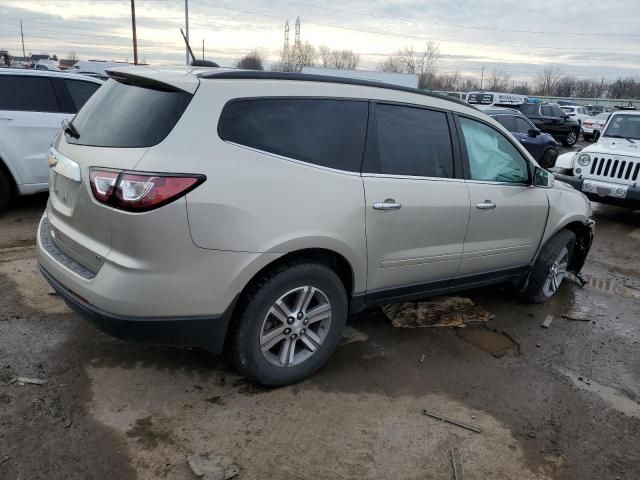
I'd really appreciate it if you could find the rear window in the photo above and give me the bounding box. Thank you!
[218,98,368,172]
[493,114,516,132]
[64,79,100,112]
[66,78,192,148]
[0,75,60,113]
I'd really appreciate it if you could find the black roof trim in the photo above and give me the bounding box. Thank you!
[198,70,472,108]
[106,69,190,93]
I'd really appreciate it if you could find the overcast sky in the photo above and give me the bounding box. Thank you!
[1,0,639,82]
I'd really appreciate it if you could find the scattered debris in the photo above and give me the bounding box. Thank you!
[47,286,57,296]
[457,328,520,358]
[0,456,10,467]
[450,448,464,480]
[383,296,494,329]
[186,453,239,480]
[419,354,425,363]
[541,315,554,329]
[421,409,482,434]
[562,313,590,322]
[17,377,47,385]
[567,272,587,288]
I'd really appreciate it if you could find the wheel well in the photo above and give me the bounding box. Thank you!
[222,248,356,349]
[0,156,17,189]
[562,221,593,272]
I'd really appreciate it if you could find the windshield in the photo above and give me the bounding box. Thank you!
[603,115,640,140]
[595,113,610,120]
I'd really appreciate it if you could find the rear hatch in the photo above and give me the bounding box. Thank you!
[46,70,196,274]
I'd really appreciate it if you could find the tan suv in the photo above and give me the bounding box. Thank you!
[37,67,594,386]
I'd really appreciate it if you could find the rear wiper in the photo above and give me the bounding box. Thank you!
[62,118,80,139]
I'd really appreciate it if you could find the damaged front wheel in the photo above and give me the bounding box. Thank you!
[520,229,576,303]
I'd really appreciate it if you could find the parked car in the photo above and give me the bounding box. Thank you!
[587,105,607,115]
[482,107,559,168]
[560,105,591,126]
[515,103,582,147]
[37,67,594,386]
[0,69,102,211]
[554,111,640,208]
[582,113,611,140]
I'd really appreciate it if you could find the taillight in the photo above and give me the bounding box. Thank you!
[89,168,205,212]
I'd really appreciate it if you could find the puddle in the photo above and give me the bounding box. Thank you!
[383,296,494,328]
[558,368,640,418]
[582,275,640,299]
[457,328,520,358]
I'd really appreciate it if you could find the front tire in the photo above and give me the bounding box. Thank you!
[562,130,579,147]
[540,149,558,169]
[0,169,12,213]
[230,262,348,386]
[521,229,576,303]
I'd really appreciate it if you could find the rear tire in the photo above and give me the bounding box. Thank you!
[540,149,558,169]
[0,169,12,213]
[230,262,348,386]
[521,230,576,303]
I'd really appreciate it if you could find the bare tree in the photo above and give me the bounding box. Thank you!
[236,49,266,70]
[487,69,511,92]
[68,51,78,62]
[555,75,577,97]
[318,46,359,70]
[378,54,403,73]
[292,42,317,71]
[608,77,638,99]
[536,67,562,96]
[377,41,440,88]
[510,81,531,95]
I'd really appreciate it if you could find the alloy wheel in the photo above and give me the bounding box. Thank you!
[259,286,332,367]
[543,247,569,297]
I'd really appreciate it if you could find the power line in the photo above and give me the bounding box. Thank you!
[188,0,640,52]
[272,0,640,38]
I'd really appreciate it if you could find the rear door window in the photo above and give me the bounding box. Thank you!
[541,106,554,117]
[64,79,100,112]
[66,78,192,148]
[370,103,454,178]
[0,75,60,113]
[218,98,368,172]
[494,115,516,132]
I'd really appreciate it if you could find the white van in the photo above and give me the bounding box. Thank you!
[467,91,528,107]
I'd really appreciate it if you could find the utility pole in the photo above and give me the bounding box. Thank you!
[202,39,204,60]
[480,66,485,90]
[130,0,138,65]
[19,19,25,57]
[184,0,189,65]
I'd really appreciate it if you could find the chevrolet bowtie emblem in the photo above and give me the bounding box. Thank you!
[48,153,58,168]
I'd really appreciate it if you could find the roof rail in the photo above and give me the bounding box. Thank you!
[197,70,471,108]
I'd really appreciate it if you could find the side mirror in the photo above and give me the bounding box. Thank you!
[528,128,541,137]
[593,130,601,142]
[533,166,554,188]
[564,115,571,120]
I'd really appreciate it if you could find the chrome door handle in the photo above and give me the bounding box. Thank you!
[476,200,496,210]
[373,199,402,211]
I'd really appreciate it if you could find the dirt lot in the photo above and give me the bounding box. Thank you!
[1,181,640,479]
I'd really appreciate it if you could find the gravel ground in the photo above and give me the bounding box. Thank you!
[1,188,639,480]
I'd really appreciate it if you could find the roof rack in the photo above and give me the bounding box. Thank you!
[197,70,471,108]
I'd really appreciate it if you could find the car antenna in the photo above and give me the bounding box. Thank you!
[180,28,219,67]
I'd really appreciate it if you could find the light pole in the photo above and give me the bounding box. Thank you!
[184,0,189,65]
[130,0,138,65]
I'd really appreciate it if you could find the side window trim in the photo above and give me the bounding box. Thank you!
[454,112,532,184]
[363,100,459,179]
[0,75,61,113]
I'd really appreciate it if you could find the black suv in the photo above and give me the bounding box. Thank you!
[515,103,581,147]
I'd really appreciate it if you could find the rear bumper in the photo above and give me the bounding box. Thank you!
[554,174,640,208]
[40,265,237,353]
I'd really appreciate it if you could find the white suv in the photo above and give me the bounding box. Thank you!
[37,67,594,385]
[560,105,591,126]
[0,69,102,211]
[554,110,640,208]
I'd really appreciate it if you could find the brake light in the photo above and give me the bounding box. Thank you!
[89,168,205,212]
